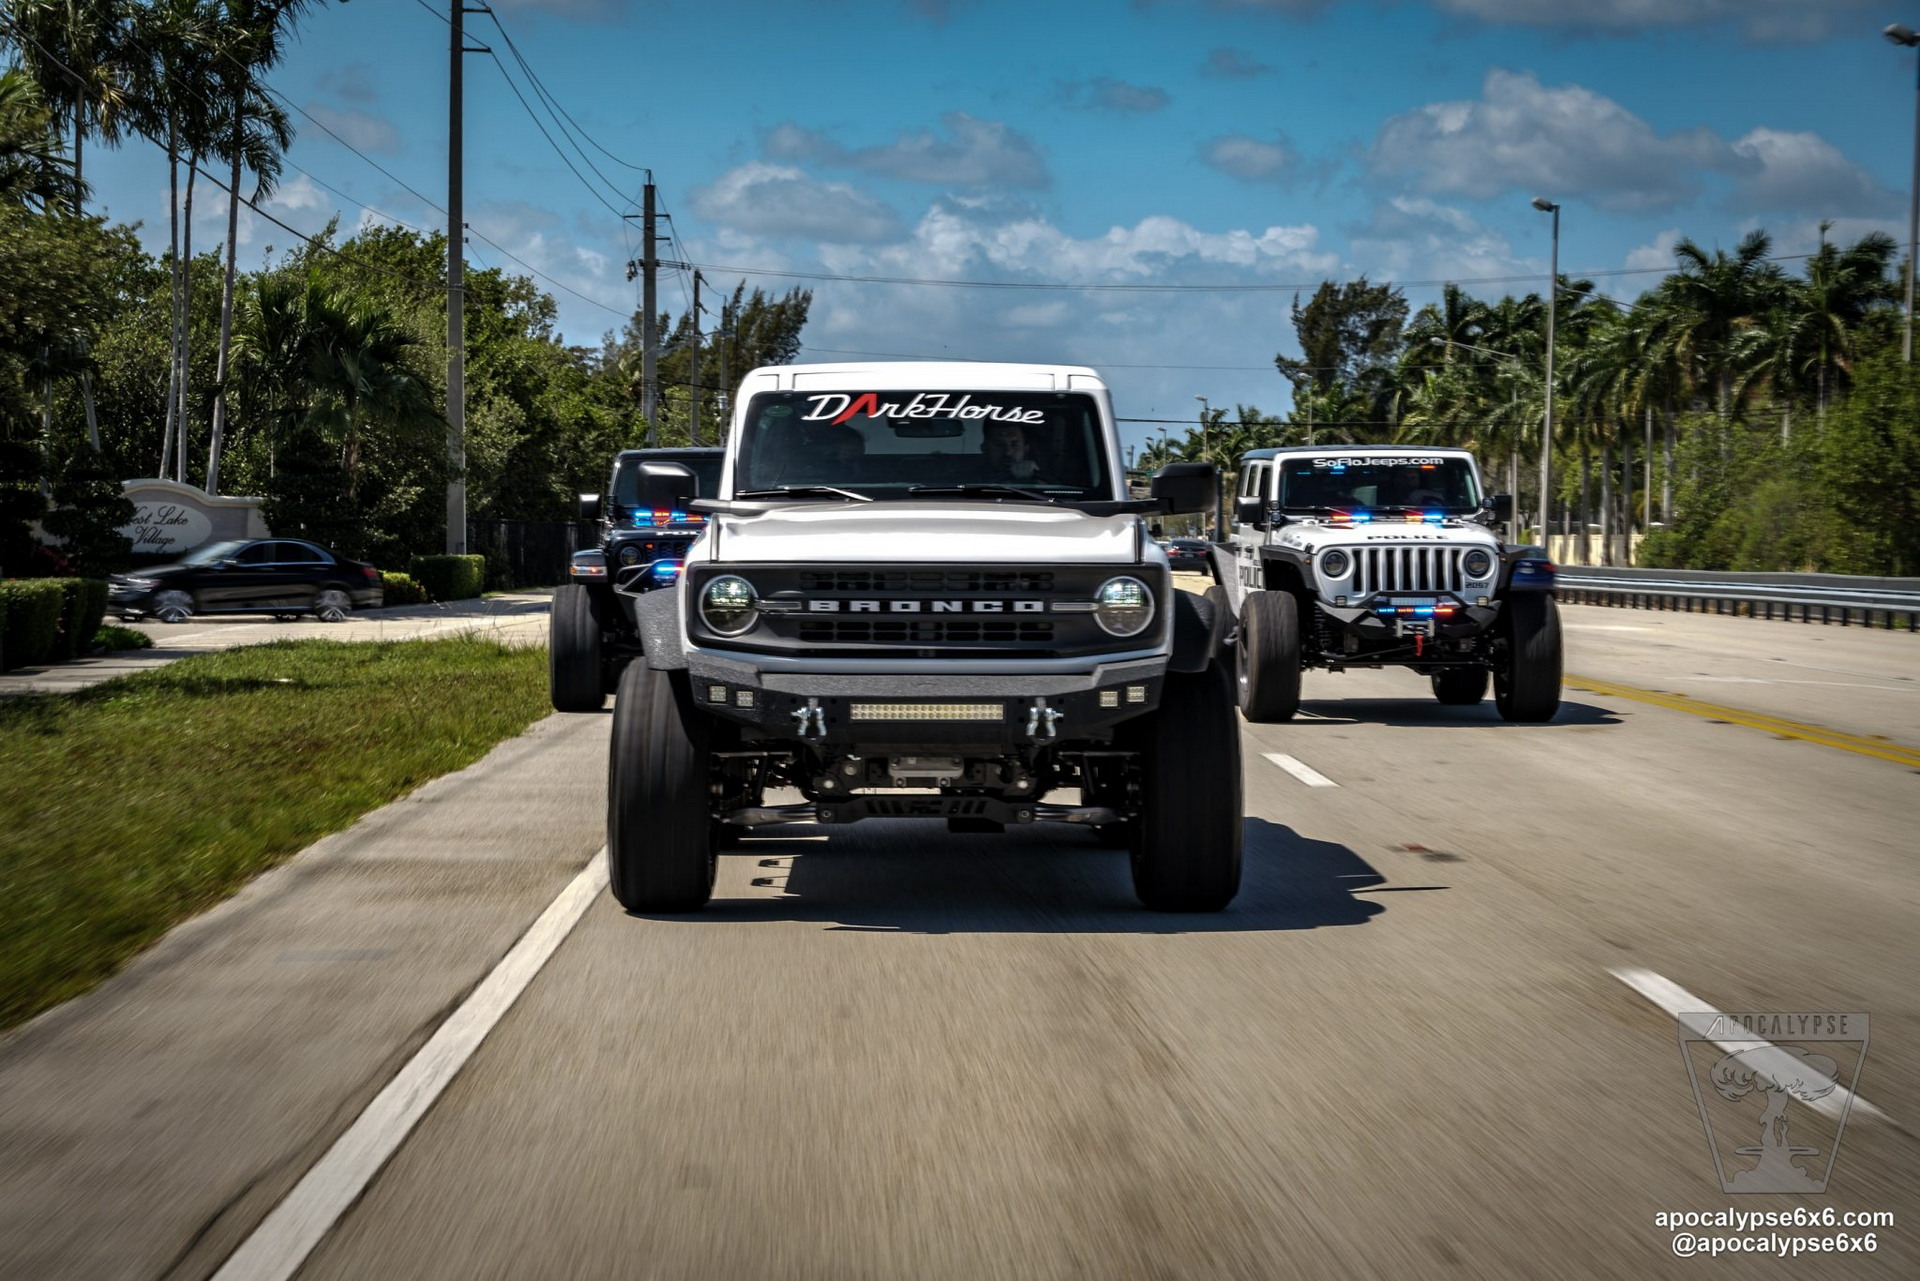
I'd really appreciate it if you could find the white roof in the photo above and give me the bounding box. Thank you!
[740,361,1107,392]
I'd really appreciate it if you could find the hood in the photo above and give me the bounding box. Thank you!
[707,500,1140,565]
[1282,518,1499,552]
[112,563,191,580]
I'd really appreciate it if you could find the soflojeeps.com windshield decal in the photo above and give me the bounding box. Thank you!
[804,392,1048,426]
[1312,456,1447,468]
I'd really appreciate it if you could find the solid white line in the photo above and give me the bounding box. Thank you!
[1261,752,1340,787]
[211,852,611,1281]
[1609,967,1886,1123]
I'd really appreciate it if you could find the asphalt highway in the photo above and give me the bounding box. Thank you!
[1,597,1914,1280]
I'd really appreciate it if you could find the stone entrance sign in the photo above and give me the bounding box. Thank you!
[118,479,269,557]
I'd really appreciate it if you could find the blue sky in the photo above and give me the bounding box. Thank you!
[74,0,1918,458]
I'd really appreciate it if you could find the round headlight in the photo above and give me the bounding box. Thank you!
[1320,549,1350,579]
[1462,548,1494,578]
[617,544,643,567]
[1093,576,1155,638]
[701,575,758,635]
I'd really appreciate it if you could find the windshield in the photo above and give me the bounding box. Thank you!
[611,454,724,512]
[1277,455,1481,514]
[733,390,1113,500]
[181,540,247,565]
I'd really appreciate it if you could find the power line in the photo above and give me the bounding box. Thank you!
[481,48,634,221]
[483,9,647,174]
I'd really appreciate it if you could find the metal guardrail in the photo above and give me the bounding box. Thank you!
[1554,566,1920,632]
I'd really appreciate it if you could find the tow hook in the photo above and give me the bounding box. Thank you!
[791,699,826,738]
[1025,700,1065,740]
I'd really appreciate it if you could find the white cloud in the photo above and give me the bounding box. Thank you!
[1200,134,1295,183]
[1348,196,1536,286]
[1430,0,1880,43]
[762,112,1049,189]
[688,162,907,244]
[304,105,400,155]
[317,65,376,104]
[1369,69,1736,212]
[1727,128,1900,217]
[1625,228,1682,271]
[265,173,329,217]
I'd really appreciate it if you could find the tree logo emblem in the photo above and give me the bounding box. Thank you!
[1677,1012,1869,1194]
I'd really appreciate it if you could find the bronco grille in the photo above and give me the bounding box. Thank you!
[1352,546,1467,596]
[797,619,1055,645]
[797,569,1057,594]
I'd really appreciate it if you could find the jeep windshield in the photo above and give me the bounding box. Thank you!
[732,390,1114,502]
[1277,455,1481,515]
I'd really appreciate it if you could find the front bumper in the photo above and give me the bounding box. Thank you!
[684,652,1167,747]
[1315,596,1499,647]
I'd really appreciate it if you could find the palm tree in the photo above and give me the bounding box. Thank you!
[1796,227,1898,423]
[0,67,83,211]
[302,281,441,503]
[206,0,321,495]
[1657,230,1790,418]
[6,0,132,196]
[233,270,312,477]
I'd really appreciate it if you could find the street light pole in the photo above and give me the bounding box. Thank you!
[1532,197,1560,551]
[1195,394,1218,539]
[1887,24,1920,363]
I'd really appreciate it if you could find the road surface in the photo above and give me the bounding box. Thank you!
[0,598,1914,1280]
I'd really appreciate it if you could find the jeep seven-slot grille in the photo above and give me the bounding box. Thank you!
[796,619,1056,645]
[1352,546,1466,596]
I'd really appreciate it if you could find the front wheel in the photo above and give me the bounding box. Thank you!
[1236,589,1301,722]
[549,584,606,712]
[1432,668,1488,706]
[607,664,716,912]
[1493,595,1562,723]
[1126,663,1242,912]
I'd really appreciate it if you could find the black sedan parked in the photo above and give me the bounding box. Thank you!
[109,539,384,623]
[1162,538,1213,573]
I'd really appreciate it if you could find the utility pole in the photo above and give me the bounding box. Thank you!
[446,4,487,555]
[641,177,658,444]
[688,271,702,446]
[1532,197,1561,552]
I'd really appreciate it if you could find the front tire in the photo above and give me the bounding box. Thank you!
[1493,595,1562,723]
[549,584,606,712]
[1235,589,1301,722]
[608,664,716,912]
[1127,663,1242,911]
[1432,668,1488,706]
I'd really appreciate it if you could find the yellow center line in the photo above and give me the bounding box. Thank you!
[1564,673,1920,770]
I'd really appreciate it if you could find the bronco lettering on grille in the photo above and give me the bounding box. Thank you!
[807,599,1049,613]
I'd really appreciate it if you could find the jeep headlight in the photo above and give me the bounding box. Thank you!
[701,575,758,635]
[1093,576,1154,638]
[1320,549,1350,579]
[618,544,643,567]
[1462,548,1493,578]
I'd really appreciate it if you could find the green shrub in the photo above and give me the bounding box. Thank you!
[0,579,65,670]
[91,624,152,652]
[51,578,110,662]
[380,571,429,607]
[409,554,486,603]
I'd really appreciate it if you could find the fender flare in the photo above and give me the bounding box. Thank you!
[1167,590,1217,674]
[636,589,689,669]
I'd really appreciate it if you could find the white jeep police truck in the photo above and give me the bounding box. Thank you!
[606,362,1242,914]
[1216,444,1561,722]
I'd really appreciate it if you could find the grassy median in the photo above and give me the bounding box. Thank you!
[0,635,550,1031]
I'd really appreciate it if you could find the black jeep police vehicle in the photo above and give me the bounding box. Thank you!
[549,447,724,711]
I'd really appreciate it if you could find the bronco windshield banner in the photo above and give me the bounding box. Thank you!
[801,392,1048,426]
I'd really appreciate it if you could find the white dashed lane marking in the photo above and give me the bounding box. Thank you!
[1610,967,1887,1124]
[1261,752,1340,788]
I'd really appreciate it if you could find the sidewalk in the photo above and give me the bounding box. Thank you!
[0,591,555,698]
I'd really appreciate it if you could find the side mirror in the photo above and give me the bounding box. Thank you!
[577,492,603,522]
[1489,493,1513,522]
[1150,462,1216,516]
[636,460,696,513]
[1233,495,1266,528]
